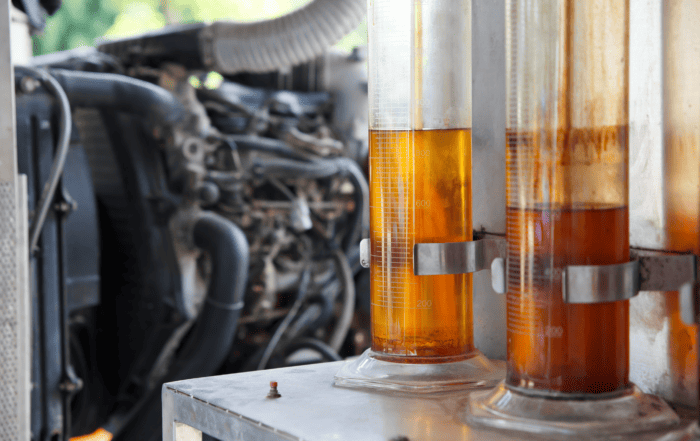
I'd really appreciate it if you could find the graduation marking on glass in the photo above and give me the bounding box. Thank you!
[334,0,503,391]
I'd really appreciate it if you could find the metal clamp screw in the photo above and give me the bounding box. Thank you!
[267,381,281,399]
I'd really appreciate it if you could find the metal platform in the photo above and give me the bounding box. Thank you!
[162,361,696,441]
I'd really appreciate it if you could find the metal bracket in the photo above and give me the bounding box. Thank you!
[361,237,697,306]
[358,237,507,276]
[491,251,696,305]
[413,238,506,276]
[563,261,640,304]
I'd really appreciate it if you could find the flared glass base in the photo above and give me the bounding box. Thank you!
[332,348,503,393]
[465,382,680,437]
[658,422,700,441]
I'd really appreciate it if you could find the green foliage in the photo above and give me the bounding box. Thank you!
[33,0,367,56]
[34,0,119,55]
[334,17,367,54]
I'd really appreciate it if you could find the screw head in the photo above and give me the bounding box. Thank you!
[267,381,281,399]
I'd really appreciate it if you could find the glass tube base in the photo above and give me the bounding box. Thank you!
[465,382,680,437]
[332,348,503,393]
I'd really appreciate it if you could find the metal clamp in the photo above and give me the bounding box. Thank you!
[361,237,698,306]
[358,237,507,276]
[513,254,695,304]
[563,261,640,304]
[413,238,506,276]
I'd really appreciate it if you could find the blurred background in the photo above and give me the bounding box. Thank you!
[10,0,371,439]
[33,0,367,55]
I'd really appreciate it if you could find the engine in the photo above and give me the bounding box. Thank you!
[15,22,370,441]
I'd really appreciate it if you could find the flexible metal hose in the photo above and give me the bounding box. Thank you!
[200,0,366,74]
[15,66,72,253]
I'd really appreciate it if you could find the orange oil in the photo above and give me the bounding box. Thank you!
[369,129,473,362]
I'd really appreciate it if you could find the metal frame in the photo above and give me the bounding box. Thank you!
[0,0,29,439]
[162,361,695,441]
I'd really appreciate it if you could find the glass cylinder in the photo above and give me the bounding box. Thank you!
[466,1,679,434]
[504,0,630,395]
[663,0,700,406]
[335,0,503,392]
[367,0,473,362]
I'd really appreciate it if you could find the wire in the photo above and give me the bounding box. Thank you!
[327,248,355,352]
[257,268,312,370]
[16,66,73,253]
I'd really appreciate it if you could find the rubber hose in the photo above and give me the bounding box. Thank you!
[200,0,365,74]
[226,135,310,161]
[48,69,186,127]
[257,268,312,370]
[305,293,334,331]
[334,157,369,255]
[113,212,249,441]
[252,156,341,179]
[284,337,342,362]
[286,304,323,340]
[173,212,249,379]
[327,249,355,352]
[252,156,368,266]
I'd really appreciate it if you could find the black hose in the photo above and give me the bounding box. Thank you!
[334,158,369,255]
[257,268,312,370]
[305,293,334,331]
[327,249,355,352]
[284,337,342,362]
[251,156,368,260]
[15,66,73,253]
[252,156,341,179]
[47,69,187,127]
[173,212,249,379]
[113,212,249,441]
[225,135,309,161]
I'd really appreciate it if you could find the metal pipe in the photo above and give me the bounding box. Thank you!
[15,66,72,253]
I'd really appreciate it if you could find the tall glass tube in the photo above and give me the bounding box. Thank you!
[504,0,630,394]
[663,0,700,407]
[334,0,502,391]
[466,0,679,435]
[368,0,473,362]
